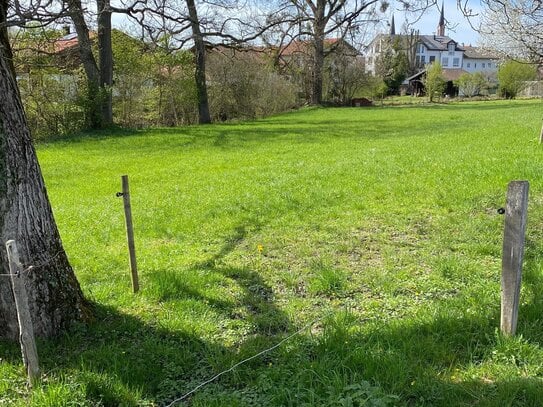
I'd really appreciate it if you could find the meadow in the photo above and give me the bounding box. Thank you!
[1,99,543,406]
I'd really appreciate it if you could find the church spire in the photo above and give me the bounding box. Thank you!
[390,14,396,36]
[437,1,445,36]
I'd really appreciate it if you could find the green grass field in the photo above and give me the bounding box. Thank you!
[1,99,543,406]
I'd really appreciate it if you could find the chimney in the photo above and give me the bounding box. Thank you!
[63,25,71,36]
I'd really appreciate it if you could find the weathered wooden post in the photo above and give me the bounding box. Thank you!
[5,240,40,385]
[500,181,529,335]
[117,175,139,293]
[539,117,543,144]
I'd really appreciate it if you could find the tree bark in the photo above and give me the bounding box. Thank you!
[97,0,113,126]
[186,0,212,124]
[311,0,326,105]
[67,0,102,128]
[0,0,90,340]
[68,0,113,128]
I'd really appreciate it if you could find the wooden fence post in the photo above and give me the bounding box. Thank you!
[118,175,139,293]
[6,240,40,385]
[500,181,529,336]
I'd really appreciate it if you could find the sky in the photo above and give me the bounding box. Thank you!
[110,0,483,48]
[385,0,482,46]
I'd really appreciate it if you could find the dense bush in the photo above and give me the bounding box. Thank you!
[498,60,537,99]
[454,72,489,97]
[207,49,299,121]
[324,55,368,105]
[424,62,446,102]
[18,70,87,139]
[12,28,385,137]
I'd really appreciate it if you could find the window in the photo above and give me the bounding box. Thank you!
[448,43,455,54]
[416,55,420,65]
[429,56,435,63]
[453,57,460,67]
[474,63,477,68]
[482,63,486,68]
[442,57,449,67]
[467,62,471,68]
[418,44,425,53]
[488,63,492,68]
[421,56,426,64]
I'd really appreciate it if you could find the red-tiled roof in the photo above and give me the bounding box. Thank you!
[53,32,96,53]
[280,38,343,56]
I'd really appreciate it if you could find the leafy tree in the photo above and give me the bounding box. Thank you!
[497,60,537,99]
[110,29,149,127]
[147,48,198,126]
[424,61,445,102]
[454,72,488,97]
[324,51,367,105]
[375,36,409,94]
[367,77,388,104]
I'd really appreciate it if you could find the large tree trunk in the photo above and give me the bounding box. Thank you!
[68,0,102,129]
[0,0,90,340]
[68,0,114,128]
[311,0,326,105]
[97,0,113,125]
[186,0,212,124]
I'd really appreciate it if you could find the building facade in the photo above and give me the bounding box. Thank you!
[365,5,498,82]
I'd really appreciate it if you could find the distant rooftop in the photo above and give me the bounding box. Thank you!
[462,45,499,60]
[418,35,460,51]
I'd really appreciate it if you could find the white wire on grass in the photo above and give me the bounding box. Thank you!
[164,310,334,407]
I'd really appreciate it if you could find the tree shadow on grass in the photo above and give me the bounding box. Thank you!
[349,316,543,406]
[2,283,543,405]
[3,232,543,405]
[0,222,292,406]
[513,237,543,342]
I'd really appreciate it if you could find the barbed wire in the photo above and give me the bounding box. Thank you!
[164,309,336,407]
[0,250,64,277]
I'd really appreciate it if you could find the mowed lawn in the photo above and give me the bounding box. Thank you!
[1,100,543,406]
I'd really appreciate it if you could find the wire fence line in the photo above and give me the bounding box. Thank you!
[0,250,64,277]
[164,309,337,407]
[0,244,348,404]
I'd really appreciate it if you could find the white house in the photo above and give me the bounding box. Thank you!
[462,46,498,74]
[365,5,498,83]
